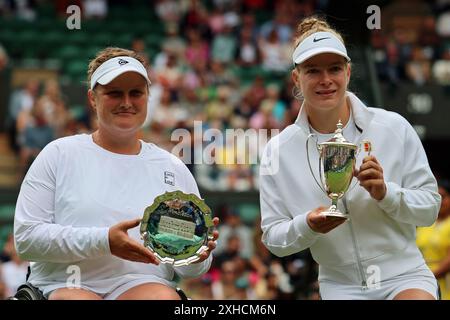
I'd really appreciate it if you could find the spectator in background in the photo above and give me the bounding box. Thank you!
[205,85,233,124]
[82,0,108,20]
[406,46,431,85]
[417,179,450,299]
[39,79,69,138]
[0,234,28,297]
[436,10,450,38]
[417,16,441,61]
[0,43,8,71]
[17,97,55,177]
[155,0,183,30]
[0,278,6,300]
[215,210,254,260]
[131,37,151,67]
[259,28,291,73]
[184,28,209,67]
[159,24,187,65]
[6,79,40,153]
[211,259,241,299]
[211,23,237,64]
[180,0,209,34]
[259,11,293,45]
[152,87,188,131]
[236,26,260,67]
[245,76,267,112]
[433,49,450,86]
[155,52,183,100]
[207,60,238,87]
[14,0,36,21]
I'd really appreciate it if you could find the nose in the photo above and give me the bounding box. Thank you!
[122,93,133,108]
[319,71,332,86]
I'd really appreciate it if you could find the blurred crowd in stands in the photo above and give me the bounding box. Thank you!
[1,0,450,300]
[371,0,450,87]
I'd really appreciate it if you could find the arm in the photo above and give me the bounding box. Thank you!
[376,121,441,226]
[259,145,320,257]
[14,143,111,263]
[433,247,450,279]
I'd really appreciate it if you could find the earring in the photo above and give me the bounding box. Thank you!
[292,87,303,100]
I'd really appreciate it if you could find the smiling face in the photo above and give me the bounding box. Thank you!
[88,71,148,137]
[292,53,351,114]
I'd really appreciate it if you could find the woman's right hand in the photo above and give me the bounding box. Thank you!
[306,206,347,233]
[108,218,159,265]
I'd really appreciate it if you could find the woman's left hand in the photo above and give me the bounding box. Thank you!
[354,155,387,201]
[195,217,220,263]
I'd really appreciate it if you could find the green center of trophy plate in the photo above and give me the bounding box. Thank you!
[140,191,213,264]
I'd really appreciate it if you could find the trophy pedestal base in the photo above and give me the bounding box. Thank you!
[321,205,349,220]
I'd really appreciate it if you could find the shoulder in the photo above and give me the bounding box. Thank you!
[369,107,410,126]
[35,134,87,159]
[143,141,188,169]
[368,107,415,139]
[46,134,88,150]
[263,124,302,154]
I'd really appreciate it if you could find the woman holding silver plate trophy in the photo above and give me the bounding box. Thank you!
[260,16,441,300]
[13,47,219,300]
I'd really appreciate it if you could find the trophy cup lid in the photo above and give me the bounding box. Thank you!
[320,120,357,149]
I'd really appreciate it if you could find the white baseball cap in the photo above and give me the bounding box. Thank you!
[292,31,351,65]
[90,56,151,90]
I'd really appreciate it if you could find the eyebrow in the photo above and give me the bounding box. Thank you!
[302,61,345,68]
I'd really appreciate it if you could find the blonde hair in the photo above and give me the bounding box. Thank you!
[87,47,148,85]
[293,16,345,48]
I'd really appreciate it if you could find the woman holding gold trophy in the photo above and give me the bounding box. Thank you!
[260,17,441,300]
[13,47,218,300]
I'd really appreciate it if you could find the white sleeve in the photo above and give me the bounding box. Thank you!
[377,120,441,227]
[14,142,111,263]
[259,144,320,257]
[173,160,212,278]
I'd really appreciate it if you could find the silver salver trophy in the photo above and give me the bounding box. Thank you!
[140,191,214,266]
[306,120,371,220]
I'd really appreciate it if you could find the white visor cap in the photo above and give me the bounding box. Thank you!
[90,56,151,90]
[292,31,351,65]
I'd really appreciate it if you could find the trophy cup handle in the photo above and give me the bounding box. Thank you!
[306,133,326,194]
[348,139,372,192]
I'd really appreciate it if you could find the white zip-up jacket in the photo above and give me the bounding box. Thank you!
[260,92,441,286]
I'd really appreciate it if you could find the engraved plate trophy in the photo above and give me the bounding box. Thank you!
[140,191,214,266]
[306,121,371,220]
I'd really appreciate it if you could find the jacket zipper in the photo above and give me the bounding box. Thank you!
[342,198,368,289]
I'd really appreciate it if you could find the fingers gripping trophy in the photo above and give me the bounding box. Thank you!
[306,120,371,220]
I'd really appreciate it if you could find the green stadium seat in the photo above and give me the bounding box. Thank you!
[0,223,14,253]
[35,2,56,18]
[3,18,33,33]
[65,59,87,84]
[40,30,66,47]
[66,31,90,46]
[0,29,15,48]
[0,204,15,223]
[83,46,103,60]
[55,45,84,62]
[91,32,114,47]
[14,30,41,46]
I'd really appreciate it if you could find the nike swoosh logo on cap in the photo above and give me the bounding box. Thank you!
[313,36,331,42]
